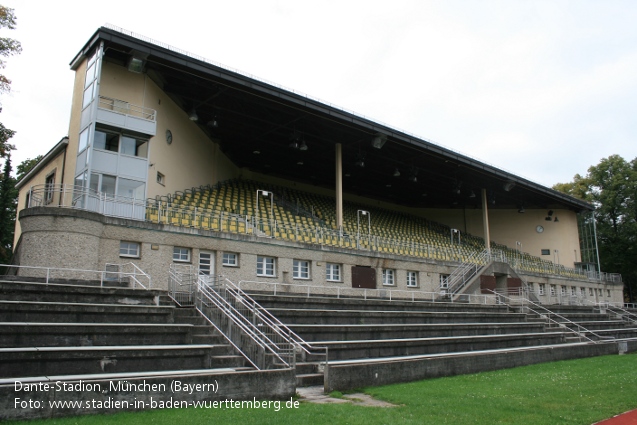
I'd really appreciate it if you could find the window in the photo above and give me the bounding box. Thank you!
[117,178,145,200]
[406,271,418,287]
[326,263,341,282]
[157,172,165,186]
[538,284,545,296]
[561,286,567,296]
[94,129,119,152]
[580,287,586,296]
[120,135,149,158]
[607,289,611,297]
[589,287,594,296]
[550,285,556,296]
[44,172,55,204]
[382,269,395,286]
[571,286,576,296]
[119,241,140,258]
[256,256,275,277]
[293,260,310,279]
[541,249,550,256]
[78,127,90,152]
[440,274,450,287]
[222,252,238,267]
[173,247,190,262]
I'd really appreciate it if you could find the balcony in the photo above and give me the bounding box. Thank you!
[96,96,157,136]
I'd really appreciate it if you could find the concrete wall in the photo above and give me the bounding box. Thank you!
[16,208,622,304]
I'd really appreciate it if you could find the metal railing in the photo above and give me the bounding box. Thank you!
[442,250,491,295]
[168,266,327,370]
[0,263,151,289]
[145,202,621,284]
[98,95,156,122]
[27,184,147,221]
[485,289,610,343]
[236,280,498,305]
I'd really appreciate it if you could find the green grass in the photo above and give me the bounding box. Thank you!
[4,354,637,425]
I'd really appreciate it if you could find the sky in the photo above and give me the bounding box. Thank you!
[1,0,637,188]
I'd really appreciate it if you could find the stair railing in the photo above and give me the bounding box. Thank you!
[485,289,606,344]
[442,250,491,295]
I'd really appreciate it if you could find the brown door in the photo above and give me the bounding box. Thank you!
[352,266,376,289]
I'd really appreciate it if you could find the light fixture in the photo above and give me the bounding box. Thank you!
[554,217,559,222]
[371,133,387,149]
[469,191,476,199]
[299,140,308,151]
[297,161,304,165]
[127,56,144,73]
[188,108,199,121]
[253,150,260,155]
[518,206,525,213]
[393,168,400,177]
[355,151,365,168]
[545,210,554,221]
[409,175,417,183]
[503,181,515,192]
[207,115,219,128]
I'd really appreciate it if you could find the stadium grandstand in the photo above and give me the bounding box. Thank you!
[1,25,634,419]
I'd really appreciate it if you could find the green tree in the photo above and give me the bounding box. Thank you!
[0,5,21,157]
[554,155,637,302]
[15,155,42,181]
[0,154,16,264]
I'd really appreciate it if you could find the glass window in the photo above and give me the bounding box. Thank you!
[44,173,55,204]
[406,271,418,287]
[117,178,145,200]
[382,269,395,286]
[541,249,550,255]
[78,127,90,152]
[580,287,586,295]
[326,263,341,282]
[94,130,119,152]
[256,256,275,277]
[589,288,594,296]
[222,252,238,267]
[550,285,556,296]
[82,82,94,109]
[101,175,116,196]
[293,260,310,279]
[538,284,545,296]
[157,172,165,185]
[607,290,611,297]
[120,135,149,158]
[120,241,140,258]
[173,247,190,262]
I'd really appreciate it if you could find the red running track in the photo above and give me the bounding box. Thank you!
[594,409,637,425]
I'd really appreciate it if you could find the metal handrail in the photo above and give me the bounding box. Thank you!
[485,289,607,343]
[0,263,151,289]
[98,95,156,121]
[443,250,491,295]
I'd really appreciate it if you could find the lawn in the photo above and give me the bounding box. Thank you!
[4,354,636,425]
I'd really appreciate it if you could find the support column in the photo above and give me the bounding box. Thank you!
[335,143,343,234]
[481,188,491,254]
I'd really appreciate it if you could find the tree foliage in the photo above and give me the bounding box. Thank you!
[0,154,16,264]
[0,5,20,157]
[553,155,637,301]
[16,155,42,181]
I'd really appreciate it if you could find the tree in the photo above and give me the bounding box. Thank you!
[553,155,637,302]
[0,154,16,264]
[0,5,21,157]
[16,155,42,181]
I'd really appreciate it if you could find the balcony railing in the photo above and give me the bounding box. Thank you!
[98,96,156,122]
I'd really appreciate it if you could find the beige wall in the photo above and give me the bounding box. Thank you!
[99,61,239,199]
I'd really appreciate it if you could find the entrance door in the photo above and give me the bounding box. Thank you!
[352,266,376,289]
[198,251,215,285]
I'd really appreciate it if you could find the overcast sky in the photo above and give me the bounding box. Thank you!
[2,0,636,188]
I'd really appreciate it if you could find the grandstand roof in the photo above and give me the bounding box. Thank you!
[73,26,592,212]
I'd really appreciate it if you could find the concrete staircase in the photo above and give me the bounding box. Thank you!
[247,292,633,391]
[0,278,295,420]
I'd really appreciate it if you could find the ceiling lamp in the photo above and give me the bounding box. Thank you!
[371,133,387,149]
[503,181,516,192]
[127,56,144,73]
[188,108,199,121]
[393,168,400,177]
[355,151,365,168]
[518,206,525,213]
[299,140,308,151]
[207,115,219,128]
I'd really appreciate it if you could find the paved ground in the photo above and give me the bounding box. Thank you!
[296,386,398,407]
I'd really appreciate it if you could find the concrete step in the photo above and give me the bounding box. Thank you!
[0,300,176,324]
[306,332,568,361]
[0,281,171,305]
[266,307,529,325]
[248,292,511,314]
[0,323,202,347]
[296,373,323,387]
[0,345,244,378]
[288,322,548,341]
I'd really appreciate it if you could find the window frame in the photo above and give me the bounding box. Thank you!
[538,283,545,296]
[326,263,341,282]
[172,247,191,263]
[382,268,395,286]
[119,241,140,258]
[256,256,276,277]
[293,259,310,280]
[222,252,239,267]
[406,271,418,288]
[44,171,56,205]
